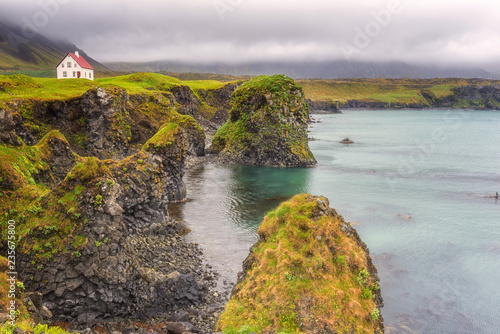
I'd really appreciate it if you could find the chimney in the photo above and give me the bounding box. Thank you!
[75,51,79,57]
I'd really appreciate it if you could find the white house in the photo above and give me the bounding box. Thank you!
[56,51,94,80]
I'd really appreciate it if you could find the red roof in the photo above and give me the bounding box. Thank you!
[58,53,94,70]
[69,53,93,69]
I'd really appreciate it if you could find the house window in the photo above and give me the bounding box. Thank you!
[67,62,71,67]
[62,63,64,68]
[63,71,67,77]
[89,72,92,79]
[74,63,77,67]
[73,71,76,78]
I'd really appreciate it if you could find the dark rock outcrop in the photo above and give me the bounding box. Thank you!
[306,99,340,113]
[0,76,246,331]
[24,292,53,323]
[211,75,316,167]
[434,85,500,109]
[171,85,202,117]
[34,131,76,186]
[80,87,132,159]
[0,103,35,146]
[198,83,240,125]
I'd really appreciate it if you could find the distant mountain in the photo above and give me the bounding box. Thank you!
[106,59,499,80]
[0,21,109,72]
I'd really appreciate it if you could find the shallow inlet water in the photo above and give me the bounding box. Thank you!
[170,110,500,334]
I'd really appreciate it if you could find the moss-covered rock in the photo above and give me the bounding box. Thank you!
[212,75,316,167]
[217,194,383,334]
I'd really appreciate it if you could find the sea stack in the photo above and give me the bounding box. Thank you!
[211,74,317,167]
[217,194,384,333]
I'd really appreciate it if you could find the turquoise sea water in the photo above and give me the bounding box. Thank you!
[171,110,500,334]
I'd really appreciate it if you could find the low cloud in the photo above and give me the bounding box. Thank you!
[1,0,498,68]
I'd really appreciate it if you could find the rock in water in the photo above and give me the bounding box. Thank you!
[217,194,384,334]
[211,75,317,167]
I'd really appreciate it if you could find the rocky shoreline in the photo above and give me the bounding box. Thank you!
[1,73,385,334]
[0,74,242,334]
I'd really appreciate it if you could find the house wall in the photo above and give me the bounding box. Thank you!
[56,55,94,81]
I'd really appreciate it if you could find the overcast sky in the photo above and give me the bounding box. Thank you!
[1,0,499,68]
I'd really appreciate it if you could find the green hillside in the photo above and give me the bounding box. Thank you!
[297,78,500,105]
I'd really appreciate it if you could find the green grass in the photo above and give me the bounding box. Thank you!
[0,75,96,101]
[3,73,498,107]
[97,72,183,94]
[183,79,226,92]
[0,72,234,102]
[142,123,180,150]
[0,322,73,334]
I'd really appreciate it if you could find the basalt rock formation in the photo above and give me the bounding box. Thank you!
[211,75,317,167]
[1,126,220,326]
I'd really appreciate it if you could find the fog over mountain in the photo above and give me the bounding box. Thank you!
[1,0,499,78]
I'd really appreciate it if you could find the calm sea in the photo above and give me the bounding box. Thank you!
[170,109,500,334]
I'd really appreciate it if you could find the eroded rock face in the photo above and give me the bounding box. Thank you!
[198,83,240,125]
[171,85,201,116]
[81,87,132,159]
[211,75,317,167]
[35,132,76,186]
[0,105,34,146]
